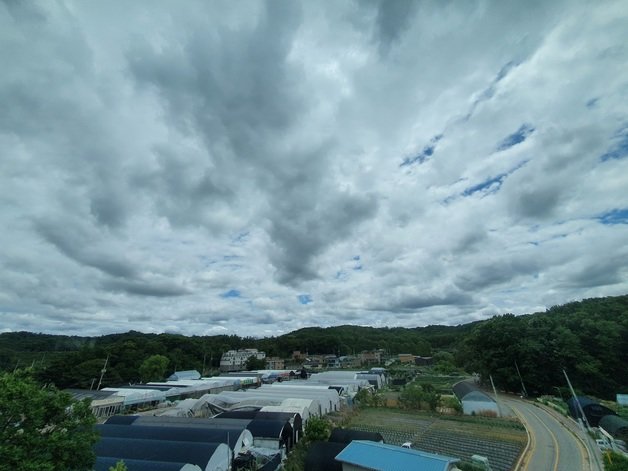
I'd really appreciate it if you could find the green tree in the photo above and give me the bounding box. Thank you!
[399,383,440,411]
[245,355,266,371]
[139,354,169,382]
[109,460,129,471]
[604,451,628,471]
[304,417,331,442]
[0,370,98,471]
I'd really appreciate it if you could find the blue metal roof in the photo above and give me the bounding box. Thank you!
[335,441,459,471]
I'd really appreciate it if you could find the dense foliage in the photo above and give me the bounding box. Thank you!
[0,295,626,399]
[604,451,628,471]
[459,296,628,398]
[399,383,441,411]
[0,370,98,471]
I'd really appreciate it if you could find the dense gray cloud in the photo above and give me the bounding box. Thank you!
[0,0,627,337]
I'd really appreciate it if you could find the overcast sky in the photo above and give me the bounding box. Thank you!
[1,0,627,338]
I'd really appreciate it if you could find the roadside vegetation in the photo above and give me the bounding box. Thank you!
[0,370,98,471]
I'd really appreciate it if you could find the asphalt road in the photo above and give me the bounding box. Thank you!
[505,398,594,471]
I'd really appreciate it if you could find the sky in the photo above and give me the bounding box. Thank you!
[1,0,627,338]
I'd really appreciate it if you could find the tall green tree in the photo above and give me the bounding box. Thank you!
[139,354,170,382]
[245,355,266,371]
[0,370,98,471]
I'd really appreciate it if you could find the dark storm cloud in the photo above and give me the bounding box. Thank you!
[125,1,379,283]
[102,280,190,297]
[512,186,562,220]
[35,219,137,279]
[373,290,474,313]
[370,0,419,56]
[268,190,379,284]
[455,257,540,291]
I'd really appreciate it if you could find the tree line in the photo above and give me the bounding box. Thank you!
[0,295,626,398]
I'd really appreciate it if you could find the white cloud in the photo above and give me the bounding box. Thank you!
[1,0,627,337]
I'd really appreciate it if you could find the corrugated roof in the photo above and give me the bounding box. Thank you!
[65,389,118,401]
[335,440,459,471]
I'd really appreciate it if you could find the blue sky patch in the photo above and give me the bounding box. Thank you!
[221,289,241,298]
[600,126,628,161]
[297,294,312,305]
[598,208,628,225]
[463,173,507,197]
[497,123,535,151]
[231,231,250,244]
[400,134,443,167]
[586,97,599,109]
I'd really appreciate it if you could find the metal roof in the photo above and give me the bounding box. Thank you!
[335,440,459,471]
[94,437,230,470]
[96,424,252,454]
[65,389,118,401]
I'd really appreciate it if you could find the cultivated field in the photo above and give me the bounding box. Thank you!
[345,408,526,471]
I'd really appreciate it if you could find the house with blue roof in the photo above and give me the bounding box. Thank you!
[335,440,461,471]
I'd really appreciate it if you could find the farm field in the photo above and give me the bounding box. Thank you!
[345,408,526,471]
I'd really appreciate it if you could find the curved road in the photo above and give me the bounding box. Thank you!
[505,399,595,471]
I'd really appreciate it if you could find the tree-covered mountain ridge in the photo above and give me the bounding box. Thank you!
[1,294,626,398]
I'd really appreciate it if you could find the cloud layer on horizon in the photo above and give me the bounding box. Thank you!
[1,0,627,337]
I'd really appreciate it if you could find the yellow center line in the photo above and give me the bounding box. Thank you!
[528,406,560,471]
[510,404,534,471]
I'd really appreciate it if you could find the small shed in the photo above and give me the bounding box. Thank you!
[599,415,628,441]
[335,440,460,471]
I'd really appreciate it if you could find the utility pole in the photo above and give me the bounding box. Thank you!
[563,368,589,430]
[514,361,528,397]
[96,354,109,391]
[489,375,502,417]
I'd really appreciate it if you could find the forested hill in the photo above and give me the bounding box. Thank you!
[1,295,626,398]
